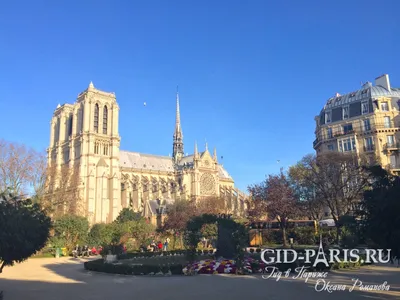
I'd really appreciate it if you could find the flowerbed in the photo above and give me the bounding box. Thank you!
[183,257,268,275]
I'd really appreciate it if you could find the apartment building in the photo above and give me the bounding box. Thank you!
[313,74,400,175]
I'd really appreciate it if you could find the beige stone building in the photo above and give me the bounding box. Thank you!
[46,82,247,225]
[313,74,400,175]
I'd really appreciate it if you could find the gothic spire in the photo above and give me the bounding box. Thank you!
[194,141,198,157]
[174,89,182,138]
[173,88,184,161]
[213,147,217,161]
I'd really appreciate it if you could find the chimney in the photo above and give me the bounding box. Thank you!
[375,74,391,91]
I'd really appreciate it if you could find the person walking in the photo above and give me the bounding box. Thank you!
[163,239,169,251]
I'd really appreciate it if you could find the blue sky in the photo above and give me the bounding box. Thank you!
[0,0,399,191]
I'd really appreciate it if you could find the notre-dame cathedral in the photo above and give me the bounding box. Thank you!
[46,82,247,225]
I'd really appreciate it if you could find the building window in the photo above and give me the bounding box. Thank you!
[362,101,369,114]
[63,149,69,163]
[338,137,356,152]
[384,116,391,128]
[103,106,108,134]
[68,115,73,136]
[75,145,81,158]
[342,106,349,119]
[79,106,84,133]
[94,104,99,133]
[364,137,374,152]
[325,111,331,123]
[387,135,395,147]
[381,102,389,111]
[103,144,109,156]
[94,142,99,154]
[327,144,334,151]
[342,123,353,134]
[363,119,371,131]
[327,128,333,138]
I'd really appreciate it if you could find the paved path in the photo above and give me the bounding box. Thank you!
[0,257,399,300]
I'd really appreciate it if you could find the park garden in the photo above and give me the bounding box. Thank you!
[1,140,400,278]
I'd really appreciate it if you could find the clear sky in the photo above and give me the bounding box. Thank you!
[1,0,399,191]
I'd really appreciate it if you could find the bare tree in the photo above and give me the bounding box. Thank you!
[41,164,84,217]
[0,139,44,197]
[248,169,299,246]
[195,196,228,215]
[293,152,371,241]
[289,163,325,221]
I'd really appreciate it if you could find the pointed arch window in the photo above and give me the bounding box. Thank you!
[94,104,99,133]
[68,115,73,136]
[103,106,108,134]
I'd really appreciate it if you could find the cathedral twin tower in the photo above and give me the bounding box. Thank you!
[47,82,246,225]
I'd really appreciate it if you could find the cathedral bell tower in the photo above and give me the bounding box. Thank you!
[173,91,184,163]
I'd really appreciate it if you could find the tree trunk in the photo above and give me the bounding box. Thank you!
[0,261,6,274]
[282,227,287,247]
[172,233,177,250]
[336,226,340,245]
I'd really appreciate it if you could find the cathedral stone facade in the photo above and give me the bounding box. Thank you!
[47,82,247,225]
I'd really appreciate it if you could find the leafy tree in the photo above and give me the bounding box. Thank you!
[114,208,142,223]
[163,200,197,249]
[359,166,400,260]
[0,196,51,273]
[127,219,155,246]
[245,197,268,222]
[88,223,114,246]
[53,215,89,251]
[248,169,299,246]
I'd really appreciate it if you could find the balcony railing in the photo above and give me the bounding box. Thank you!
[314,122,400,148]
[383,142,400,151]
[334,130,355,138]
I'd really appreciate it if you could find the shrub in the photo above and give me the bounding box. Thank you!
[84,259,184,275]
[256,248,261,253]
[290,227,317,245]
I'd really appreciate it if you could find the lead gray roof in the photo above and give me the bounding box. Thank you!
[120,150,233,180]
[322,83,400,111]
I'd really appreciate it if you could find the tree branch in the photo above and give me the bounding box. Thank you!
[0,260,6,274]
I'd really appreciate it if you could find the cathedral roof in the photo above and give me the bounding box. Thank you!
[120,151,174,172]
[147,199,174,215]
[217,165,233,180]
[119,151,233,180]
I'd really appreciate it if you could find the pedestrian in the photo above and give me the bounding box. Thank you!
[163,239,169,251]
[157,241,163,251]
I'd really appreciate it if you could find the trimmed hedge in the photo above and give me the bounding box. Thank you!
[117,249,215,260]
[84,259,184,275]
